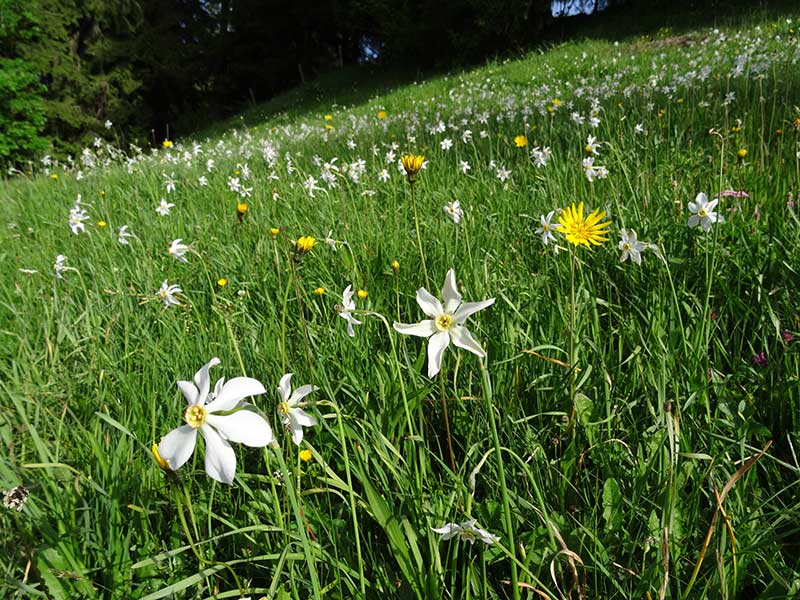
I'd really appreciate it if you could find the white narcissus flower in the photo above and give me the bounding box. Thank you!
[277,373,318,445]
[688,192,724,232]
[443,200,464,224]
[432,520,499,545]
[169,239,190,263]
[338,285,362,337]
[118,225,133,245]
[535,210,560,246]
[157,358,273,484]
[156,199,174,216]
[393,269,494,377]
[618,229,648,265]
[157,280,182,306]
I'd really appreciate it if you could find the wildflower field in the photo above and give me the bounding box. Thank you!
[3,8,800,600]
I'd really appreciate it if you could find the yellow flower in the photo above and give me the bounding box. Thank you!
[50,173,58,180]
[676,97,684,104]
[237,201,248,216]
[152,442,171,471]
[357,289,368,299]
[100,191,106,197]
[325,124,333,131]
[271,227,280,236]
[552,98,562,106]
[217,278,228,287]
[546,105,555,114]
[162,139,173,149]
[97,220,107,228]
[377,110,387,120]
[401,154,425,178]
[324,114,333,121]
[313,287,325,295]
[658,109,666,118]
[299,449,313,462]
[557,202,611,248]
[391,259,400,273]
[514,135,528,148]
[737,148,748,159]
[296,236,316,254]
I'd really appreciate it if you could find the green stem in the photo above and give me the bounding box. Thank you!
[409,182,430,288]
[272,446,322,598]
[478,357,519,600]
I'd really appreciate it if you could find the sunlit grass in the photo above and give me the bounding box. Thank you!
[2,11,800,600]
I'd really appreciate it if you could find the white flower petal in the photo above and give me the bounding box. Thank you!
[415,287,444,318]
[441,269,462,314]
[158,425,198,470]
[177,380,200,405]
[206,377,267,413]
[687,215,699,228]
[289,420,305,445]
[453,298,495,324]
[289,406,317,428]
[193,357,221,404]
[289,384,318,404]
[213,377,226,397]
[278,373,293,401]
[206,411,274,447]
[449,325,486,357]
[200,425,236,484]
[427,330,450,377]
[393,320,437,337]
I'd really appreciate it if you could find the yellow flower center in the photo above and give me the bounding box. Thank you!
[184,405,207,429]
[159,289,168,298]
[278,401,290,416]
[698,208,707,218]
[435,314,454,331]
[622,242,632,251]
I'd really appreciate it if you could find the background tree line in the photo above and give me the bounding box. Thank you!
[0,0,566,164]
[0,0,767,164]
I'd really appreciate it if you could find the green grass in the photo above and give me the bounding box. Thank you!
[2,8,800,600]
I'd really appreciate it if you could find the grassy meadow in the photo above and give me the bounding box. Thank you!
[2,7,800,599]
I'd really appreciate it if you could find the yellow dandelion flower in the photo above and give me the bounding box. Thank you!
[737,148,748,159]
[313,287,325,295]
[547,105,555,114]
[296,236,316,254]
[552,98,562,106]
[162,139,173,149]
[50,173,58,180]
[299,449,313,462]
[557,202,611,248]
[514,135,528,148]
[676,97,684,104]
[325,124,333,131]
[217,278,228,287]
[97,220,107,228]
[357,289,368,299]
[237,201,248,216]
[324,114,333,121]
[401,154,425,178]
[391,259,400,273]
[271,227,280,236]
[377,110,387,120]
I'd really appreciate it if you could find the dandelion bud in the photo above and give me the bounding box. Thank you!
[391,259,400,273]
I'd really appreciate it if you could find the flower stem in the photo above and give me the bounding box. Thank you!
[478,357,519,600]
[272,446,322,598]
[409,182,430,288]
